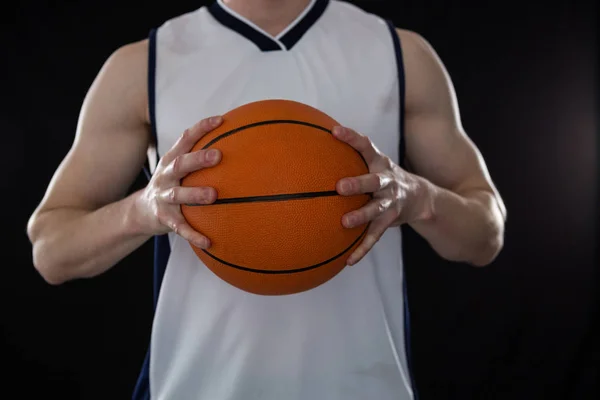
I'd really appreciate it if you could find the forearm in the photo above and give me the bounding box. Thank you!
[29,190,152,284]
[409,179,505,266]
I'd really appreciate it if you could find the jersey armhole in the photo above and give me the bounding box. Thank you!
[386,19,419,400]
[385,21,406,169]
[143,28,159,180]
[132,28,168,400]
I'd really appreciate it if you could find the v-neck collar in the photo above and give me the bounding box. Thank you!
[208,0,329,52]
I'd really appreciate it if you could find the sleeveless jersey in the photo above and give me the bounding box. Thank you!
[133,1,416,399]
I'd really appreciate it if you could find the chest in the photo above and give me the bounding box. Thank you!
[154,38,401,164]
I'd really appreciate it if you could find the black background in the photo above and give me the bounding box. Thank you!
[1,1,598,399]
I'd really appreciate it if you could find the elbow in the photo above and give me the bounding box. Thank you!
[436,220,505,267]
[433,224,505,267]
[31,240,70,286]
[471,197,507,267]
[469,228,505,267]
[27,213,69,286]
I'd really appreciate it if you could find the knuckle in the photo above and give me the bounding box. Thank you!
[181,128,193,141]
[376,173,391,190]
[376,200,387,214]
[389,178,398,191]
[382,156,394,169]
[172,155,184,174]
[168,187,178,203]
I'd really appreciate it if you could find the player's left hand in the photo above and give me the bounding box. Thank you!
[332,126,433,266]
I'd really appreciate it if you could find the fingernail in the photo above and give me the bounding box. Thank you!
[203,188,216,203]
[347,256,355,266]
[198,237,210,248]
[206,149,219,162]
[332,126,344,136]
[344,215,356,228]
[210,116,222,125]
[340,180,352,194]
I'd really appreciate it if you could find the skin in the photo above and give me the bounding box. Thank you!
[27,0,506,285]
[336,29,506,266]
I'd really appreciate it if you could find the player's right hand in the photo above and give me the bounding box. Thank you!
[134,115,223,248]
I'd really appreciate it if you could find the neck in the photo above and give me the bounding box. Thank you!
[222,0,312,37]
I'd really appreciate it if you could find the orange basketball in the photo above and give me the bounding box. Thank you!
[181,99,370,295]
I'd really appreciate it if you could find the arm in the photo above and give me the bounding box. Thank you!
[332,30,506,267]
[399,29,506,266]
[26,40,153,284]
[28,37,224,285]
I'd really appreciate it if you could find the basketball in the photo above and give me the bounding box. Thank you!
[181,99,370,295]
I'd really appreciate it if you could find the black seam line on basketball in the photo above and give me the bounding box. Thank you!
[202,120,328,149]
[186,190,341,206]
[200,225,369,275]
[200,119,369,167]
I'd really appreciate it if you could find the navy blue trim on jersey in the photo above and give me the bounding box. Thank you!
[152,235,171,307]
[142,28,158,180]
[148,28,159,150]
[387,22,406,168]
[207,3,280,51]
[132,349,150,400]
[279,0,329,50]
[208,0,329,52]
[132,235,171,400]
[386,20,418,399]
[132,28,172,400]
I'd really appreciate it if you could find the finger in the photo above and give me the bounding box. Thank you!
[161,115,223,166]
[342,197,393,228]
[168,148,222,179]
[332,126,379,165]
[167,217,211,249]
[160,186,217,205]
[337,172,392,196]
[346,210,396,266]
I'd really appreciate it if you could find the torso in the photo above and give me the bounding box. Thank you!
[137,1,415,399]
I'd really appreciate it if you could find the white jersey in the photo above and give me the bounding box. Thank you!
[133,1,416,399]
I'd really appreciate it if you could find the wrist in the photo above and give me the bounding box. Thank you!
[407,173,437,224]
[124,189,155,237]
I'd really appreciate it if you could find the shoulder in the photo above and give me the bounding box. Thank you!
[93,39,150,123]
[395,28,441,72]
[97,39,149,88]
[394,28,454,112]
[104,39,149,73]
